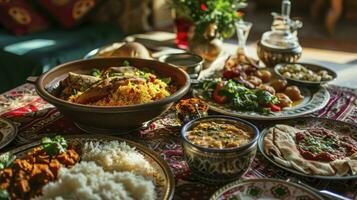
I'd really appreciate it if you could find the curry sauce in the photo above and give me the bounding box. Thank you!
[186,121,253,149]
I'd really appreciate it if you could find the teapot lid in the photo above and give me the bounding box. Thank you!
[260,29,299,50]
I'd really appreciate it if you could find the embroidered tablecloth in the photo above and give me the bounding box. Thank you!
[0,83,356,199]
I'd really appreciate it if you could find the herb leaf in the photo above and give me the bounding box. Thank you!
[161,77,171,84]
[40,136,68,156]
[0,189,9,200]
[91,68,102,77]
[0,153,15,170]
[123,60,130,66]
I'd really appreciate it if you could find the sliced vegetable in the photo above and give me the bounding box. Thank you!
[212,81,228,104]
[267,103,281,112]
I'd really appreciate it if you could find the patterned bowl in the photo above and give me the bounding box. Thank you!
[257,41,302,67]
[181,116,259,185]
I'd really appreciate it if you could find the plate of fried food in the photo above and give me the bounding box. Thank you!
[0,135,174,199]
[193,55,330,120]
[258,117,357,179]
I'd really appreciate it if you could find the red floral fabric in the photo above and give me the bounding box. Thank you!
[0,0,49,35]
[36,0,100,28]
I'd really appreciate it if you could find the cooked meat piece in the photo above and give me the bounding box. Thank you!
[36,154,50,164]
[233,76,255,89]
[49,159,62,175]
[258,85,275,95]
[276,93,293,108]
[284,85,304,101]
[59,72,101,99]
[247,76,262,87]
[56,149,80,166]
[31,164,55,185]
[103,66,139,77]
[255,69,271,83]
[270,79,288,92]
[13,179,30,194]
[74,77,145,104]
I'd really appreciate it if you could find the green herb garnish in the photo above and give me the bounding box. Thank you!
[123,60,130,66]
[0,153,15,170]
[91,68,102,77]
[72,88,77,96]
[109,72,124,77]
[161,77,171,84]
[0,189,9,200]
[41,136,68,156]
[198,79,280,114]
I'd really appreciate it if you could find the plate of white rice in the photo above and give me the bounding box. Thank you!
[5,135,175,200]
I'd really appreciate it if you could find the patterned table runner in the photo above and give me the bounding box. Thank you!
[0,83,356,199]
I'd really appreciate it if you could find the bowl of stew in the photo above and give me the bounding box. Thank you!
[181,115,259,185]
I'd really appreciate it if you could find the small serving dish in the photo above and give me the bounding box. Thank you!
[159,53,203,79]
[275,62,337,87]
[181,115,259,185]
[175,98,209,124]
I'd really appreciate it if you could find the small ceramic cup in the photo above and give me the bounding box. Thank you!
[181,115,259,185]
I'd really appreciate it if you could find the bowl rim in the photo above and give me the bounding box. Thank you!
[158,52,204,68]
[36,57,191,113]
[274,62,337,85]
[180,115,259,153]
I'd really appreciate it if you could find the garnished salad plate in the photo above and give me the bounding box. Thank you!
[0,118,17,150]
[192,85,329,120]
[0,135,174,200]
[193,54,330,120]
[258,117,357,179]
[210,178,323,200]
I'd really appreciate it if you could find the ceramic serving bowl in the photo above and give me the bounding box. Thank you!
[275,62,337,87]
[36,57,190,134]
[181,115,259,185]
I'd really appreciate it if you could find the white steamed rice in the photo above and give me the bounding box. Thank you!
[35,141,158,200]
[35,161,156,200]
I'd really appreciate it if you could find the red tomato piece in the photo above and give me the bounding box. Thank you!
[212,81,228,104]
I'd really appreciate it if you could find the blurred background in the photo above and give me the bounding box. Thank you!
[151,0,357,52]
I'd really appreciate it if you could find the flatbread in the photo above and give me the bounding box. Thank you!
[264,124,357,176]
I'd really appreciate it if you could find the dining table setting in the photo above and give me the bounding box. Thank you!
[0,2,356,199]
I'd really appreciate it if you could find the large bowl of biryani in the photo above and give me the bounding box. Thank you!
[36,57,190,133]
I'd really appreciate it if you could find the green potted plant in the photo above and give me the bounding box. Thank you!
[170,0,247,61]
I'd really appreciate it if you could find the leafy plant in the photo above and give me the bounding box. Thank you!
[170,0,247,39]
